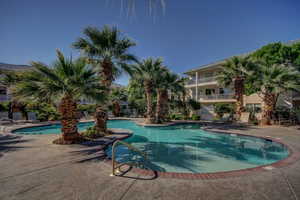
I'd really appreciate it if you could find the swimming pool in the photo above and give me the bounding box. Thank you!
[13,120,290,173]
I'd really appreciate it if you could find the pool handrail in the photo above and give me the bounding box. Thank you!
[111,140,149,176]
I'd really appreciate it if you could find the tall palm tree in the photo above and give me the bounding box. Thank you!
[14,50,104,144]
[73,26,137,133]
[249,63,300,125]
[133,58,165,124]
[217,56,255,120]
[155,71,182,123]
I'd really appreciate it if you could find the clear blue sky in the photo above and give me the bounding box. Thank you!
[1,0,300,85]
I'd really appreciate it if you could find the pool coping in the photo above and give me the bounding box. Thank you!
[3,119,300,179]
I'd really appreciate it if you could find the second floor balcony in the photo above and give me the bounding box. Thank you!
[0,94,11,102]
[198,94,235,101]
[186,76,217,86]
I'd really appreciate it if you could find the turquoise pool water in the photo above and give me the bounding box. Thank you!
[13,120,289,173]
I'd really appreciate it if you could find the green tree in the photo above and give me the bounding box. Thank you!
[155,71,185,123]
[109,87,127,117]
[217,56,255,119]
[0,69,28,119]
[133,58,165,124]
[73,26,137,133]
[15,50,104,144]
[248,63,300,125]
[127,78,147,117]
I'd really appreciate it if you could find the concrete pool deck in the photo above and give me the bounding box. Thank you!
[1,121,300,200]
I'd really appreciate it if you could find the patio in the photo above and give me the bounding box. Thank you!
[0,124,300,200]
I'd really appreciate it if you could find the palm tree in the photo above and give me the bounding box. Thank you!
[73,26,137,133]
[133,58,165,124]
[155,71,182,123]
[0,69,27,119]
[14,50,104,144]
[110,87,127,117]
[217,56,255,120]
[249,63,300,125]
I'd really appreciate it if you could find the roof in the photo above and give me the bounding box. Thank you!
[184,38,300,74]
[0,63,32,71]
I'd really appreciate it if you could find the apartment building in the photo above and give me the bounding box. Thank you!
[185,60,264,120]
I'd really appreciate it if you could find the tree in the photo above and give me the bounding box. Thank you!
[73,26,137,133]
[127,78,147,117]
[155,71,184,123]
[109,87,127,117]
[133,58,165,124]
[252,42,294,66]
[0,69,28,119]
[217,56,255,119]
[248,63,300,125]
[14,50,104,144]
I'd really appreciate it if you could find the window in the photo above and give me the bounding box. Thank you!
[219,88,224,94]
[245,104,262,113]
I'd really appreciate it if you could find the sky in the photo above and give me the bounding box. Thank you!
[1,0,300,85]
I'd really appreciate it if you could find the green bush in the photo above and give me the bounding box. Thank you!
[81,127,104,139]
[191,114,200,120]
[0,101,10,112]
[77,104,96,114]
[26,103,60,121]
[169,113,184,120]
[214,103,235,118]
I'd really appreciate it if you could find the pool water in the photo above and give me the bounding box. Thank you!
[13,120,289,173]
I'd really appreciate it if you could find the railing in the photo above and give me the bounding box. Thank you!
[187,79,196,85]
[0,95,11,102]
[110,140,149,176]
[292,92,300,98]
[197,76,216,83]
[198,94,235,100]
[186,76,217,86]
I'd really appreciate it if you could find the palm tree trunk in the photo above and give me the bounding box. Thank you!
[145,81,154,124]
[94,60,113,133]
[59,95,80,143]
[161,90,169,121]
[94,106,108,133]
[156,89,163,123]
[261,92,276,125]
[234,78,244,120]
[112,101,121,117]
[156,89,169,123]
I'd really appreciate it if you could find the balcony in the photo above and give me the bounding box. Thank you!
[0,94,11,102]
[198,76,216,83]
[186,76,217,86]
[198,94,235,101]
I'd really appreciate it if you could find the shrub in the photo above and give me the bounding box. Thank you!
[214,103,235,118]
[169,113,184,120]
[81,127,104,139]
[0,101,10,112]
[26,103,60,121]
[191,114,200,120]
[187,99,201,110]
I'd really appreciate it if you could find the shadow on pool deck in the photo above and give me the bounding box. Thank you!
[0,135,32,156]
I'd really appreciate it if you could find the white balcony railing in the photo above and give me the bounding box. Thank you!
[198,94,235,100]
[197,76,216,83]
[186,76,217,86]
[0,95,11,102]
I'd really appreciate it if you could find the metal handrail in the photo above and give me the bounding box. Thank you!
[110,140,148,176]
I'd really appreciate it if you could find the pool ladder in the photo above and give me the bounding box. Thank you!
[110,140,149,176]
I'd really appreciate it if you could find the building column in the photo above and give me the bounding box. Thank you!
[195,71,198,101]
